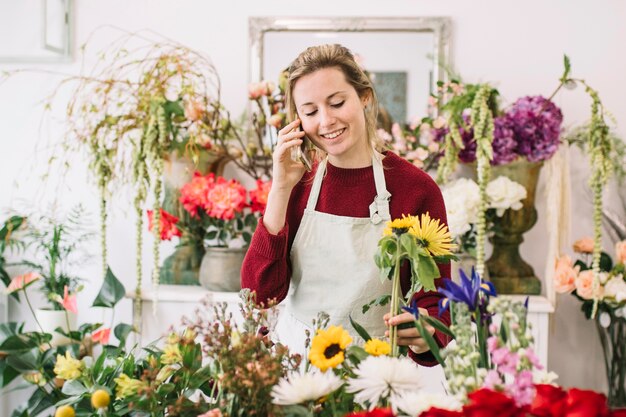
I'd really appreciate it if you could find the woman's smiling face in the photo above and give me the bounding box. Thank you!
[292,67,371,168]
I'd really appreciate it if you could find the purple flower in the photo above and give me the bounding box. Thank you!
[438,269,496,314]
[506,96,563,162]
[491,116,518,165]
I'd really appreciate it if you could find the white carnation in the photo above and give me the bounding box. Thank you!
[486,176,527,216]
[442,178,480,238]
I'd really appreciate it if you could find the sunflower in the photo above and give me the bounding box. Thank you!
[409,212,456,257]
[308,325,353,372]
[383,214,418,236]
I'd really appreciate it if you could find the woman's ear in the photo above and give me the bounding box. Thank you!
[361,90,372,108]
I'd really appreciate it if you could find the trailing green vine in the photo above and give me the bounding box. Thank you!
[469,85,495,277]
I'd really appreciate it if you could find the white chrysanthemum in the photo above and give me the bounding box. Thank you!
[346,356,423,409]
[391,391,462,417]
[271,370,343,405]
[486,176,527,216]
[442,178,481,237]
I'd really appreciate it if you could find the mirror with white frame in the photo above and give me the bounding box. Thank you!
[249,16,452,127]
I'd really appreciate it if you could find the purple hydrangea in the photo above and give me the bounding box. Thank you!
[505,96,563,162]
[491,115,518,165]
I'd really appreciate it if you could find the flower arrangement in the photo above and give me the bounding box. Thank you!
[149,173,271,248]
[554,237,626,407]
[441,176,527,256]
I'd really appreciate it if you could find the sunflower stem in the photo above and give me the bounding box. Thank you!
[389,252,402,357]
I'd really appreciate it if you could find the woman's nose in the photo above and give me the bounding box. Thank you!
[319,107,337,128]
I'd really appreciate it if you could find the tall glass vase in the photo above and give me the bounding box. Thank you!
[597,312,626,409]
[486,159,542,295]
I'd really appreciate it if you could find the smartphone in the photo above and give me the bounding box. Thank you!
[291,126,313,171]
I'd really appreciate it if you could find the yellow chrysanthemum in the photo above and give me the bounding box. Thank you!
[54,405,75,417]
[308,325,352,372]
[160,343,183,365]
[383,214,418,236]
[114,374,148,399]
[409,212,456,257]
[363,339,391,356]
[53,351,84,380]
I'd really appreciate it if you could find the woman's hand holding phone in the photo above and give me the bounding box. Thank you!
[272,119,309,192]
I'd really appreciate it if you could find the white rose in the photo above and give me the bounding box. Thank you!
[604,276,626,302]
[486,176,528,216]
[442,179,480,237]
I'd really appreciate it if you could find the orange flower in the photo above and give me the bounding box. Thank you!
[62,286,78,314]
[573,237,594,254]
[248,82,266,100]
[575,270,601,300]
[249,179,272,214]
[147,209,182,241]
[205,177,247,220]
[267,114,283,129]
[179,172,215,216]
[616,240,626,265]
[184,99,204,122]
[92,328,111,345]
[5,272,40,294]
[553,255,579,294]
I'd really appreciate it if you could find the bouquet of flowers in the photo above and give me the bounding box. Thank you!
[441,176,527,256]
[148,174,271,248]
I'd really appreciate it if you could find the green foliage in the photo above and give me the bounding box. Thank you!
[92,267,125,308]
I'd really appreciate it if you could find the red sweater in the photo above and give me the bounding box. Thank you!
[241,152,451,366]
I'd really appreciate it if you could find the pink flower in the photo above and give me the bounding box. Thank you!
[267,114,283,129]
[553,255,578,294]
[573,237,594,254]
[92,328,111,344]
[197,409,223,417]
[492,347,519,374]
[179,172,215,215]
[205,177,247,220]
[506,370,535,407]
[5,272,40,294]
[616,240,626,264]
[484,370,503,389]
[487,336,500,353]
[184,99,205,122]
[62,286,78,314]
[248,82,266,100]
[524,347,543,370]
[249,179,272,214]
[262,80,275,96]
[147,209,182,241]
[575,270,600,300]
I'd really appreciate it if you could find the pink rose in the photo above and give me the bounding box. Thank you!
[262,80,275,96]
[267,114,283,129]
[248,82,266,100]
[184,99,204,122]
[553,255,578,293]
[573,237,594,254]
[616,240,626,264]
[205,177,247,220]
[575,270,601,300]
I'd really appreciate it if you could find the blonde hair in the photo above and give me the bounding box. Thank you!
[285,44,385,154]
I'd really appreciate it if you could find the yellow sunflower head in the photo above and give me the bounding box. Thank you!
[383,214,418,237]
[363,338,391,356]
[308,325,352,372]
[409,212,456,257]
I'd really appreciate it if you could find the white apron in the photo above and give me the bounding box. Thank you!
[275,155,392,354]
[274,155,448,394]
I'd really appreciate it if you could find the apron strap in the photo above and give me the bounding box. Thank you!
[305,155,391,225]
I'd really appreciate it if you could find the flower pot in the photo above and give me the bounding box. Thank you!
[486,159,542,295]
[199,247,246,292]
[35,308,77,346]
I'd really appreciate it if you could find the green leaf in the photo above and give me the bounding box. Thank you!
[416,254,439,291]
[157,383,176,396]
[346,345,369,363]
[561,54,571,82]
[189,364,214,389]
[0,360,20,388]
[415,320,444,365]
[92,267,126,308]
[349,315,371,342]
[62,379,88,396]
[206,230,218,240]
[600,251,613,272]
[362,294,391,314]
[6,350,38,371]
[421,315,454,338]
[114,323,134,347]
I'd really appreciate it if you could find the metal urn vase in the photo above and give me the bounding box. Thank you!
[199,247,246,292]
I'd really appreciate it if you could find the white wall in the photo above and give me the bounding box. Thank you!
[1,0,625,411]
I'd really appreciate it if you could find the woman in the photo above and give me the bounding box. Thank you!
[241,44,450,367]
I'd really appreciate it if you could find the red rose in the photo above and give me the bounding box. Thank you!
[463,388,525,417]
[610,409,626,417]
[147,209,182,241]
[530,384,567,417]
[564,388,609,417]
[419,407,463,417]
[345,409,395,417]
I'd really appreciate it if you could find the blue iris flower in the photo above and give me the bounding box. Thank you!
[437,269,497,314]
[401,297,420,320]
